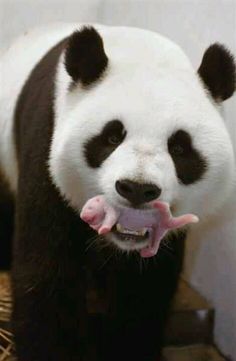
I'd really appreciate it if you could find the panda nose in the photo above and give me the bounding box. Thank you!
[115,180,161,206]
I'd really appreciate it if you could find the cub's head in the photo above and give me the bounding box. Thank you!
[50,26,235,252]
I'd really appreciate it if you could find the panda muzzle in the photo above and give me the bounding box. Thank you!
[80,196,198,258]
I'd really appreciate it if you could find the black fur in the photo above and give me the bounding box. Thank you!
[198,43,236,101]
[84,120,126,168]
[65,27,108,86]
[168,130,207,185]
[0,173,14,269]
[10,34,185,361]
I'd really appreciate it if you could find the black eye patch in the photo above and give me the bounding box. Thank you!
[168,130,207,185]
[84,120,126,168]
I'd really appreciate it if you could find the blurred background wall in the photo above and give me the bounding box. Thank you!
[0,0,236,359]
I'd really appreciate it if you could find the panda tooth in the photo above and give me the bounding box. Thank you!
[116,224,148,236]
[125,229,139,235]
[116,223,123,232]
[140,227,148,236]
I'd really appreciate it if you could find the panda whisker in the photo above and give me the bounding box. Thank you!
[137,253,144,274]
[98,252,115,270]
[158,243,175,258]
[85,235,102,252]
[141,256,149,273]
[161,239,174,252]
[86,233,102,244]
[91,236,117,255]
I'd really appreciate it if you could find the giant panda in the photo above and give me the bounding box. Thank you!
[0,23,235,361]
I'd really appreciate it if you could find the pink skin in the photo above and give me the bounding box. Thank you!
[140,201,198,258]
[80,195,199,258]
[80,196,120,235]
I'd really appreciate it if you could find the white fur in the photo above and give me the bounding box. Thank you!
[50,25,235,223]
[0,23,235,244]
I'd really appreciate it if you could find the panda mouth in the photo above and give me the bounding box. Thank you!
[110,221,157,253]
[112,223,150,243]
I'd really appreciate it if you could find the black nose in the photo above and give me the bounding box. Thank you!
[115,180,161,205]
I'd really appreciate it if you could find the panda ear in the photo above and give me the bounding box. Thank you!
[64,27,108,86]
[198,43,236,102]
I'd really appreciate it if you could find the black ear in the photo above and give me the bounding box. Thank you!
[198,43,236,102]
[64,27,108,86]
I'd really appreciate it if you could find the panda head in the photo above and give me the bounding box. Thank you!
[50,26,236,252]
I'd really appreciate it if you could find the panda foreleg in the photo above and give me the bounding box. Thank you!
[11,180,95,361]
[99,234,185,361]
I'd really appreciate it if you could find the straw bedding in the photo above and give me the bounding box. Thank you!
[0,273,13,361]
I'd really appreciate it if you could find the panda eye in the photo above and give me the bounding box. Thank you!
[85,120,126,168]
[170,144,185,156]
[168,130,190,157]
[103,120,126,146]
[167,129,207,185]
[108,134,122,145]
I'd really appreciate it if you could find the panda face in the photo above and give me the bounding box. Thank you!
[49,27,235,252]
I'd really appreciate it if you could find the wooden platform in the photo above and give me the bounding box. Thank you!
[0,273,12,361]
[163,345,226,361]
[165,279,214,345]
